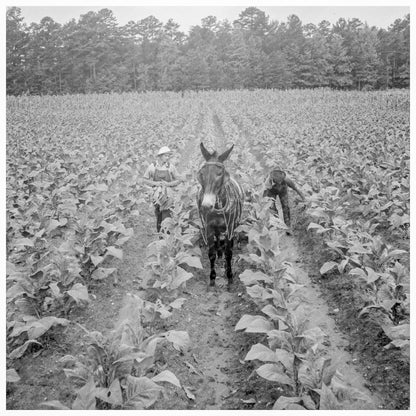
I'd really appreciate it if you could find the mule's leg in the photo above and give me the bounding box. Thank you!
[216,235,224,258]
[207,235,217,286]
[225,237,234,286]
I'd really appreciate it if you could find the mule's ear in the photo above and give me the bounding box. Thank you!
[200,142,212,161]
[218,144,234,163]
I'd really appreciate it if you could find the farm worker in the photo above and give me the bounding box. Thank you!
[143,146,183,232]
[263,168,305,235]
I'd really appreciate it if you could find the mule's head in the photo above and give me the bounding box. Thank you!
[198,142,234,210]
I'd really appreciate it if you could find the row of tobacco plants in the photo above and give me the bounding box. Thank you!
[197,90,408,407]
[6,92,205,409]
[219,88,410,360]
[236,194,374,409]
[217,89,409,406]
[40,179,203,410]
[219,141,373,410]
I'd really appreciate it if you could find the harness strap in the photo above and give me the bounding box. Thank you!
[198,177,243,244]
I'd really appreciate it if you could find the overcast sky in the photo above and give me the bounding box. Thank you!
[16,3,410,32]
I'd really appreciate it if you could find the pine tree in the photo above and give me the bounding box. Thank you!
[6,7,29,94]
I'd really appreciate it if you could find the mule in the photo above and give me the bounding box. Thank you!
[197,143,244,287]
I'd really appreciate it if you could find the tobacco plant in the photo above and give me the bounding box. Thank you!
[236,192,373,409]
[42,293,189,410]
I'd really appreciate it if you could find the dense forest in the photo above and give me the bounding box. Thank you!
[6,6,410,95]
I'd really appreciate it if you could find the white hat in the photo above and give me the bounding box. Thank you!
[157,146,172,156]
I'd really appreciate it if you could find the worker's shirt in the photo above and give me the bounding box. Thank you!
[264,176,288,196]
[143,162,179,208]
[143,161,179,182]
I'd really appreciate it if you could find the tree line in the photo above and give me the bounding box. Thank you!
[6,6,410,95]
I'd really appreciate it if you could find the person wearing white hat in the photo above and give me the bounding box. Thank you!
[143,146,183,232]
[157,146,171,156]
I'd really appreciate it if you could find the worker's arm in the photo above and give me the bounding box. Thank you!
[143,177,167,187]
[167,165,184,187]
[286,178,305,200]
[142,164,164,187]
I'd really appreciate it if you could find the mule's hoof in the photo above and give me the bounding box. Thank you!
[209,280,215,287]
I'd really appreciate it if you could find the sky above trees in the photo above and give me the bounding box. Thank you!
[18,5,410,33]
